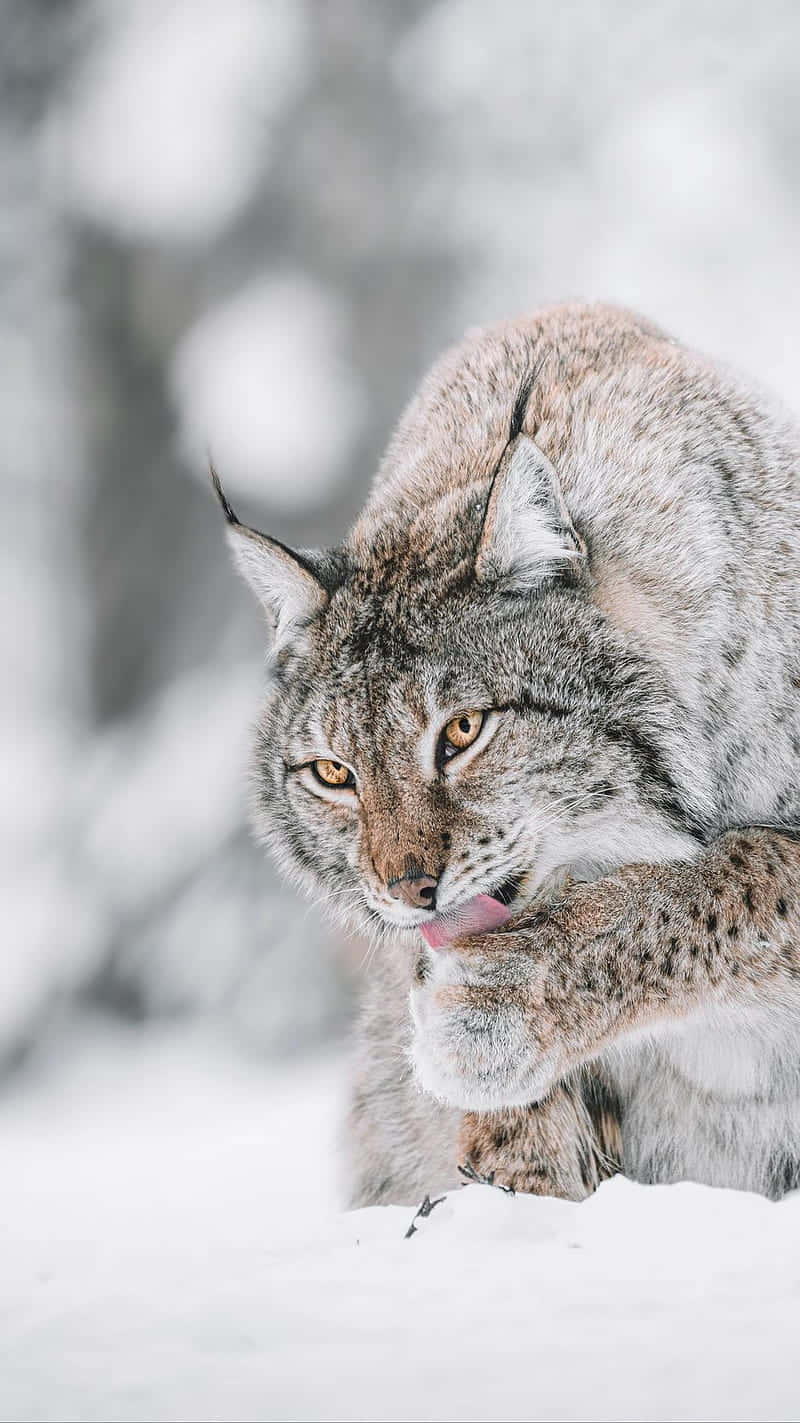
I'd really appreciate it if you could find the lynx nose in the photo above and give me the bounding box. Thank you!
[388,872,438,911]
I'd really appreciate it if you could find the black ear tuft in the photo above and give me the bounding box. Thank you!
[508,364,539,443]
[209,460,239,527]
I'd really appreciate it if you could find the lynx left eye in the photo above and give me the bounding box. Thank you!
[439,709,485,762]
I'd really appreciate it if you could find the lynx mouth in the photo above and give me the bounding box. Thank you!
[491,872,525,908]
[418,871,528,949]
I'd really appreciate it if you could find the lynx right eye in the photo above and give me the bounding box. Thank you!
[312,759,355,789]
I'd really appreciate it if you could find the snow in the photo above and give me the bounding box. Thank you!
[3,1024,800,1422]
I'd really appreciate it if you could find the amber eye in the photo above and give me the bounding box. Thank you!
[441,710,485,761]
[313,759,355,789]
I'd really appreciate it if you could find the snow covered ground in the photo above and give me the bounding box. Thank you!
[2,1021,800,1423]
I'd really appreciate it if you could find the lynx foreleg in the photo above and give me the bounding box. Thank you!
[410,828,800,1111]
[459,1077,621,1201]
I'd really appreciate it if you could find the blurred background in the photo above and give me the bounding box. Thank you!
[6,0,800,1082]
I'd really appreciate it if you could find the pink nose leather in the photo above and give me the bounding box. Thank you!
[389,874,438,909]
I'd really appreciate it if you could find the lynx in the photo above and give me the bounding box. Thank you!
[215,303,800,1205]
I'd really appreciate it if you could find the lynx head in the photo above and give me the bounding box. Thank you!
[213,424,698,946]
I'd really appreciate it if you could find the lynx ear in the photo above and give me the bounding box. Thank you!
[476,436,585,588]
[210,465,328,646]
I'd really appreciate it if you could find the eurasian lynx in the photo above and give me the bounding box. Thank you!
[216,303,800,1204]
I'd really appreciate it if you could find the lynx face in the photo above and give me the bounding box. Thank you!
[214,430,699,945]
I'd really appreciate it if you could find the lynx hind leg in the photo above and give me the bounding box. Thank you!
[459,1077,622,1202]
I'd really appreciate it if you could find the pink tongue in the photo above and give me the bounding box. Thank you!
[420,893,511,949]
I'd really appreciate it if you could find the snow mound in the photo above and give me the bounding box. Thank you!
[2,1026,799,1422]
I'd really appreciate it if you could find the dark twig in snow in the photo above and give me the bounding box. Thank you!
[404,1192,447,1239]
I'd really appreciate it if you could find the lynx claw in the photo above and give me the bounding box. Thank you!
[458,1159,515,1194]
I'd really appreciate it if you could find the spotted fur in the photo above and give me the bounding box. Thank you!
[220,303,800,1204]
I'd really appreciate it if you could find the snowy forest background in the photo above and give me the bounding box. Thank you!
[9,0,800,1077]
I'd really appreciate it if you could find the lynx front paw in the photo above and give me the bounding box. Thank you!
[409,938,561,1111]
[409,877,636,1110]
